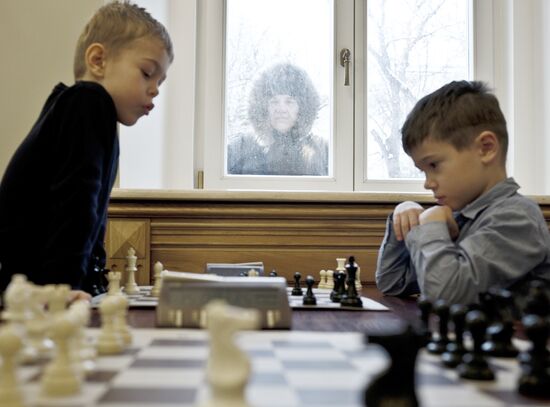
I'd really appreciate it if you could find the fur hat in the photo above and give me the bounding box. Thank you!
[248,63,320,140]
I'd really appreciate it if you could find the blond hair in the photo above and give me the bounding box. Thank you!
[73,1,173,79]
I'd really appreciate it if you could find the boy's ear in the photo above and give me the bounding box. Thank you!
[476,131,500,164]
[84,43,107,78]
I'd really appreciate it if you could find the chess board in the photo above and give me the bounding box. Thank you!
[286,288,388,311]
[16,329,542,407]
[92,287,389,312]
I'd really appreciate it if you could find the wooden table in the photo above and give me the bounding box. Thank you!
[92,286,420,333]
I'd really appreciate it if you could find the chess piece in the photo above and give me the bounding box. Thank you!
[291,272,303,296]
[341,257,362,308]
[319,269,327,289]
[365,324,422,407]
[150,261,164,297]
[23,284,54,362]
[517,314,550,398]
[416,296,433,346]
[1,274,31,323]
[40,313,82,396]
[96,296,125,355]
[335,257,346,274]
[457,310,495,381]
[303,275,317,305]
[114,295,132,346]
[124,247,140,295]
[523,280,550,317]
[330,272,345,303]
[67,299,96,375]
[0,325,25,407]
[441,303,467,368]
[426,299,449,354]
[482,289,518,357]
[269,269,278,277]
[325,269,334,290]
[107,270,122,296]
[202,300,260,407]
[47,284,71,315]
[355,264,363,291]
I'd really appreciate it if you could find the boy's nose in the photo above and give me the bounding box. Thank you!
[149,85,159,97]
[424,177,436,190]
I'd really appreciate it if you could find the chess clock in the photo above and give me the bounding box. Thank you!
[156,271,292,329]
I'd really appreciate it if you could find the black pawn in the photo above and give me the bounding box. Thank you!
[365,325,422,407]
[269,269,278,277]
[457,310,495,381]
[340,258,362,308]
[441,304,467,368]
[427,299,449,354]
[482,289,518,357]
[517,314,550,398]
[524,280,550,317]
[330,272,344,303]
[416,296,433,346]
[303,275,317,305]
[291,272,303,296]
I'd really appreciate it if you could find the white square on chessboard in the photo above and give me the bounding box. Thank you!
[273,347,348,361]
[20,382,106,407]
[250,357,284,372]
[138,345,209,359]
[112,367,205,388]
[285,371,369,390]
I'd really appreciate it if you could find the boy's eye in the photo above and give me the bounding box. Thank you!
[429,162,438,169]
[142,70,151,78]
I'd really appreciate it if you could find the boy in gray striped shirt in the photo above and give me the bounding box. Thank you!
[376,81,550,304]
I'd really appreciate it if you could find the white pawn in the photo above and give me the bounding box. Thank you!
[23,285,53,362]
[0,325,25,407]
[113,295,132,346]
[150,261,163,298]
[47,284,71,315]
[40,314,82,397]
[355,266,363,291]
[67,300,96,375]
[96,296,125,355]
[247,269,259,277]
[319,270,327,289]
[326,270,335,290]
[123,247,139,295]
[107,271,122,296]
[1,274,31,323]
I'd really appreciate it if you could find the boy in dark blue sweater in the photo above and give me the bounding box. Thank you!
[0,1,173,299]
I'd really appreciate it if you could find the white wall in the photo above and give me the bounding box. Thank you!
[0,0,102,176]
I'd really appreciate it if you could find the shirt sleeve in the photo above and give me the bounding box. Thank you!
[375,214,420,296]
[406,204,549,304]
[42,88,116,288]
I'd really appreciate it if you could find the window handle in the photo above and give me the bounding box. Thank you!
[340,48,351,86]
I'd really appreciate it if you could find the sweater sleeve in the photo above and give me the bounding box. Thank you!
[375,214,420,296]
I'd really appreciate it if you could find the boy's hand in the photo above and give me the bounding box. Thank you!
[68,290,92,303]
[419,205,459,240]
[392,201,424,241]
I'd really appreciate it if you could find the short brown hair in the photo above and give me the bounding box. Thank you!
[73,1,173,79]
[401,81,508,161]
